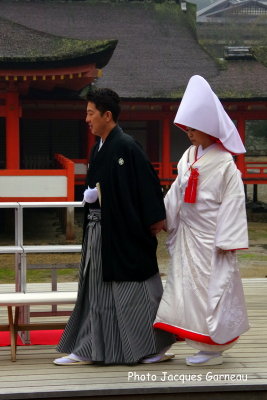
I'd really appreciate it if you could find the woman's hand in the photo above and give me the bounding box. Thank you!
[217,248,234,255]
[150,220,166,236]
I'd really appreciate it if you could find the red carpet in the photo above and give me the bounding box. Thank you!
[0,330,63,346]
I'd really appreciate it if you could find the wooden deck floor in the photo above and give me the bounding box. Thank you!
[0,279,267,400]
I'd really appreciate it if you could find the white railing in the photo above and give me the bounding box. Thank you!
[0,201,83,341]
[0,201,83,293]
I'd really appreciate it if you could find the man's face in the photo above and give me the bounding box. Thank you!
[86,101,107,137]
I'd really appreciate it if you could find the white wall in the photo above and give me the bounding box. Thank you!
[0,176,67,197]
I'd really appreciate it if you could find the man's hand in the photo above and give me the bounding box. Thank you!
[150,220,166,236]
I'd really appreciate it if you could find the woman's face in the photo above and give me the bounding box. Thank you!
[185,127,215,149]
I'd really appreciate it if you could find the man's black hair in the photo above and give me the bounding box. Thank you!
[86,88,121,122]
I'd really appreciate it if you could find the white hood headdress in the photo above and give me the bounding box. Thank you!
[174,75,246,154]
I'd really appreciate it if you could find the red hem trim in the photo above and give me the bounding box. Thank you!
[154,322,238,345]
[219,248,249,251]
[227,248,248,251]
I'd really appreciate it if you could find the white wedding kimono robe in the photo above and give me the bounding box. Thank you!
[154,143,250,351]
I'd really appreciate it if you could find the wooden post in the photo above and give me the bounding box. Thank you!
[7,306,16,362]
[66,206,75,240]
[6,91,21,169]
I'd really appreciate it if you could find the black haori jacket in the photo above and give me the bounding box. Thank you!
[84,125,165,282]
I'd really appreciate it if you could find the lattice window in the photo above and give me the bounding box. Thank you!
[231,5,267,14]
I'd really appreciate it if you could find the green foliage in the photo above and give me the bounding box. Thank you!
[0,267,15,283]
[185,1,197,35]
[248,224,267,241]
[238,253,267,261]
[0,266,79,284]
[251,46,267,67]
[167,89,187,99]
[154,1,183,24]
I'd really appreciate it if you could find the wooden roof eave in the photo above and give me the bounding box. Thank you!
[0,39,117,71]
[0,63,102,80]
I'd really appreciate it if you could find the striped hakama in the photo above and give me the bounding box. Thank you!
[57,209,174,364]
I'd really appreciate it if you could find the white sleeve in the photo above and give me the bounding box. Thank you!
[164,174,182,255]
[215,167,248,250]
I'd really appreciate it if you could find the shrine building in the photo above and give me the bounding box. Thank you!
[0,0,266,202]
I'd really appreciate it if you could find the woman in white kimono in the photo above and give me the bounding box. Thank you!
[154,75,250,366]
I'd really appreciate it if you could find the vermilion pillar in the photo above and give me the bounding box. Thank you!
[236,118,246,175]
[6,91,21,169]
[162,117,171,180]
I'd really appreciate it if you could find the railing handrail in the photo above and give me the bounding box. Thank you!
[0,169,67,175]
[18,201,82,208]
[0,201,83,294]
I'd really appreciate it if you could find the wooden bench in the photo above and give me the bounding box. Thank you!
[0,291,77,362]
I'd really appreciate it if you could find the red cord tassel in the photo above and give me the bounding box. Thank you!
[184,167,199,203]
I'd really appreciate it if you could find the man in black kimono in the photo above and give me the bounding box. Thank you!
[54,88,175,365]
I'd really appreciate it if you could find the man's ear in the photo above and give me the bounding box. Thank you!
[105,110,113,122]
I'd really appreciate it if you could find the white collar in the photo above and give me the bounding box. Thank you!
[197,143,216,159]
[98,139,103,151]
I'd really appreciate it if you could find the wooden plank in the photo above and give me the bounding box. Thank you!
[0,279,266,399]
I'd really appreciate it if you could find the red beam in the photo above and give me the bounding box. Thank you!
[120,111,174,121]
[22,110,85,119]
[0,64,97,78]
[229,110,267,120]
